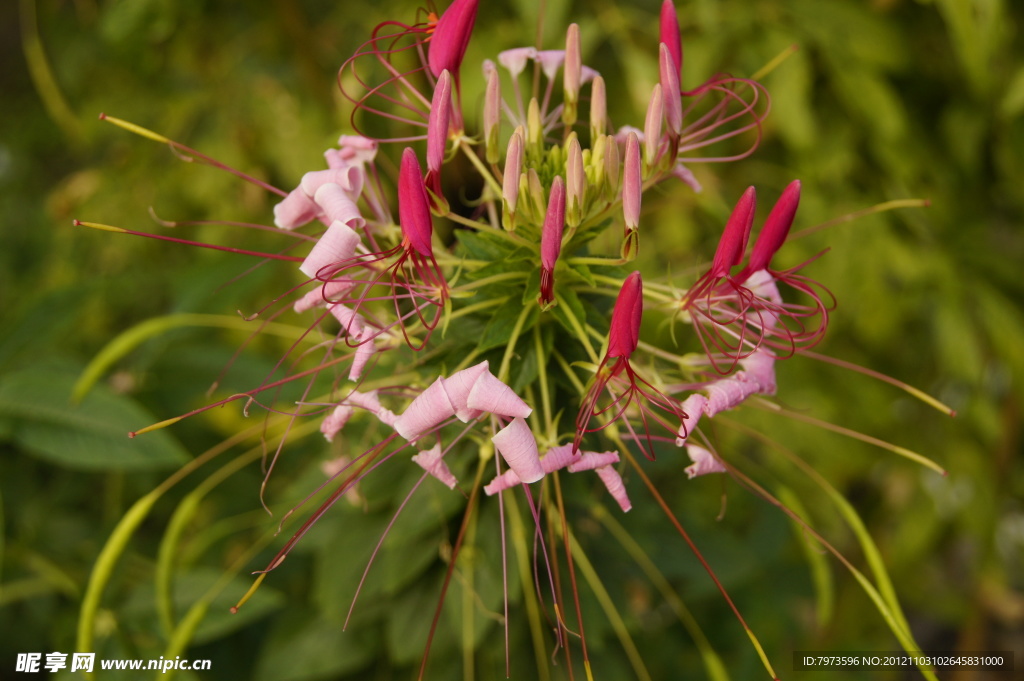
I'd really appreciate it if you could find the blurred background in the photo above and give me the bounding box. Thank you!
[1,0,1022,679]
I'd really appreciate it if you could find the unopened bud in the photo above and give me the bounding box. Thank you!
[603,134,620,202]
[659,44,682,135]
[623,132,642,232]
[527,97,543,158]
[565,135,586,228]
[644,83,664,173]
[563,23,582,126]
[589,75,607,143]
[502,130,524,230]
[484,67,501,164]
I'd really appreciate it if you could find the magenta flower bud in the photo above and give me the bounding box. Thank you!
[427,0,479,79]
[563,23,582,125]
[659,44,682,135]
[397,148,435,258]
[684,444,726,479]
[427,70,452,176]
[644,83,664,169]
[710,186,756,278]
[595,466,631,512]
[540,176,566,307]
[565,137,586,228]
[607,271,643,358]
[299,219,362,279]
[491,417,545,484]
[412,444,458,489]
[590,75,607,142]
[622,132,642,231]
[484,67,501,163]
[748,180,801,272]
[659,0,682,86]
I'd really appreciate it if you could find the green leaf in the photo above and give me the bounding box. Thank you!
[454,229,517,261]
[0,361,189,470]
[550,287,588,339]
[256,610,377,681]
[478,297,538,352]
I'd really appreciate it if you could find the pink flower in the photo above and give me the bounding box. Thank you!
[491,417,544,484]
[539,176,566,307]
[684,444,727,479]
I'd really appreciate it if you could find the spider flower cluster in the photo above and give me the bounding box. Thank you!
[81,0,948,677]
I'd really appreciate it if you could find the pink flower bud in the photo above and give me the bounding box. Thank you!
[590,75,607,141]
[502,130,524,219]
[684,444,726,479]
[748,180,801,273]
[412,444,458,489]
[427,70,452,176]
[397,148,435,258]
[484,67,501,163]
[567,450,619,472]
[710,187,756,278]
[299,219,362,279]
[565,137,586,227]
[659,0,682,86]
[644,84,664,168]
[428,0,478,79]
[595,466,631,512]
[607,271,644,358]
[564,24,581,103]
[491,417,544,484]
[394,377,458,441]
[660,44,682,135]
[541,176,566,273]
[623,132,642,231]
[466,369,533,418]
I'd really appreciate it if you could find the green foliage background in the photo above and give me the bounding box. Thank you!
[2,0,1022,679]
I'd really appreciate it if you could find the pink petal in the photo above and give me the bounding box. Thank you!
[739,350,777,395]
[329,303,365,337]
[498,47,537,78]
[596,466,632,512]
[745,269,782,306]
[660,0,682,86]
[294,279,356,313]
[535,50,565,80]
[675,393,707,445]
[321,405,354,442]
[671,162,703,192]
[684,444,727,479]
[394,377,457,441]
[348,328,376,381]
[483,467,521,495]
[336,135,379,164]
[273,188,319,230]
[541,176,566,271]
[412,444,458,489]
[491,417,544,484]
[439,360,490,422]
[299,219,362,279]
[704,376,760,417]
[567,450,619,473]
[466,369,533,418]
[540,444,577,473]
[313,183,366,231]
[711,187,756,278]
[301,167,364,200]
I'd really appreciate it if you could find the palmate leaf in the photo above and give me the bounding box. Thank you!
[0,360,188,470]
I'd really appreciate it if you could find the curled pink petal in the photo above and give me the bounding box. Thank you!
[412,444,458,489]
[428,0,478,78]
[348,328,376,381]
[398,148,435,257]
[301,167,364,200]
[540,444,577,473]
[313,183,366,231]
[321,405,354,442]
[704,376,760,417]
[299,219,362,279]
[502,131,524,213]
[711,187,756,278]
[439,360,490,422]
[535,50,565,80]
[671,162,703,192]
[294,279,356,313]
[674,393,707,445]
[491,417,544,484]
[466,369,533,418]
[607,271,643,358]
[329,303,365,337]
[394,377,458,441]
[748,180,801,272]
[739,350,777,395]
[567,450,620,473]
[273,189,319,230]
[684,444,727,479]
[336,135,378,164]
[483,468,522,495]
[595,466,632,512]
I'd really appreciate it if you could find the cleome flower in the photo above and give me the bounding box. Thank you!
[78,2,950,679]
